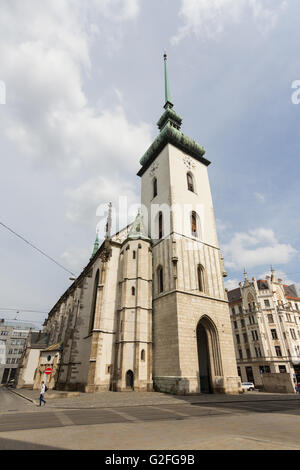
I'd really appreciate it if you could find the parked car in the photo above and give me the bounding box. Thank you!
[6,379,15,388]
[242,382,255,391]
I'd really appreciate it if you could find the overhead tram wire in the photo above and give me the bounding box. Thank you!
[0,221,76,277]
[0,308,48,314]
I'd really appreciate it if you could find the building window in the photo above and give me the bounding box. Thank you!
[131,287,136,296]
[271,329,278,340]
[246,349,251,359]
[133,251,136,259]
[243,333,248,343]
[236,334,240,344]
[255,347,262,357]
[290,329,296,340]
[275,346,282,357]
[239,306,243,314]
[157,266,164,293]
[238,349,243,360]
[187,172,195,193]
[233,321,238,329]
[141,349,145,361]
[158,212,163,240]
[267,314,274,323]
[232,307,235,315]
[251,330,259,341]
[279,365,287,373]
[264,299,271,308]
[197,265,205,293]
[153,178,158,198]
[191,211,198,238]
[241,319,245,328]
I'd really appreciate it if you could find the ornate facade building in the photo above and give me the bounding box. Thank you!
[228,270,300,391]
[17,56,241,395]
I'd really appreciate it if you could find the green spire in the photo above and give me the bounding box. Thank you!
[164,53,173,109]
[90,232,99,260]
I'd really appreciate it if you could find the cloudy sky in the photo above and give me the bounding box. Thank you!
[0,0,299,327]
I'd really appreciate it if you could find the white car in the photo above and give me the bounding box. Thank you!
[242,382,255,391]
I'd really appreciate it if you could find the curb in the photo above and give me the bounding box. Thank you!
[8,388,37,405]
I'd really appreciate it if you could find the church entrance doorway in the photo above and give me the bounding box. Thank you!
[196,316,223,394]
[126,370,134,390]
[197,323,212,393]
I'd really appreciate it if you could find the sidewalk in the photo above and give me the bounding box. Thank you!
[9,387,300,409]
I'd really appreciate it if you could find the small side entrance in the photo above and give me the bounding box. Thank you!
[126,370,134,390]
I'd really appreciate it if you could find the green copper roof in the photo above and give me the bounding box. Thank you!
[128,210,150,241]
[137,54,209,176]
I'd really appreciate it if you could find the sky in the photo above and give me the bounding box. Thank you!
[0,0,299,328]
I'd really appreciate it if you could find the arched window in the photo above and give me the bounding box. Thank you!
[132,286,135,296]
[191,211,198,238]
[133,250,136,259]
[89,269,99,333]
[197,264,205,293]
[153,178,158,198]
[158,212,163,239]
[157,266,164,293]
[187,172,194,192]
[141,349,145,361]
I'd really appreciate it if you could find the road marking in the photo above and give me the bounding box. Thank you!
[150,406,190,417]
[107,408,142,422]
[53,412,74,427]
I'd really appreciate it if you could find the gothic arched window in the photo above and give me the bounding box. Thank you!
[158,212,163,239]
[157,266,164,293]
[187,172,195,193]
[197,264,205,293]
[89,269,99,333]
[153,178,158,198]
[191,211,198,238]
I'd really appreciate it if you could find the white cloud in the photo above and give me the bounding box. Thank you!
[223,228,297,271]
[65,175,139,226]
[0,0,149,174]
[254,192,265,203]
[171,0,288,44]
[91,0,140,21]
[224,278,241,290]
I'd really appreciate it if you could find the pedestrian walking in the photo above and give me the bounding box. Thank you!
[39,381,47,406]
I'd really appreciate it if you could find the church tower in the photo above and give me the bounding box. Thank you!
[138,55,241,394]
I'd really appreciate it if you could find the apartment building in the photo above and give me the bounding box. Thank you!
[227,270,300,390]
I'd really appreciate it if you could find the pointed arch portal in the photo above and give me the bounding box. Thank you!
[196,316,223,394]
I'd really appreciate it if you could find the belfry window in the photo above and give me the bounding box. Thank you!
[158,266,164,293]
[153,178,158,198]
[187,172,194,193]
